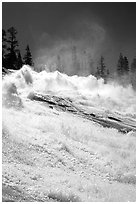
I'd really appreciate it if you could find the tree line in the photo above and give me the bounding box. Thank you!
[96,54,135,79]
[95,54,136,89]
[2,27,33,70]
[2,27,136,88]
[55,45,136,85]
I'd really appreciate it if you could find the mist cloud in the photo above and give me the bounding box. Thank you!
[34,16,108,75]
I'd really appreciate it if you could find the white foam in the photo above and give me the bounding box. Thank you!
[2,65,136,116]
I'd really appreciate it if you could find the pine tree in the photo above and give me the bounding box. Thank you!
[130,57,136,90]
[117,53,124,75]
[2,29,7,67]
[95,66,100,79]
[96,56,106,79]
[6,27,19,69]
[95,56,109,83]
[131,57,136,73]
[100,56,106,78]
[16,50,23,69]
[117,53,129,76]
[107,69,110,76]
[123,56,129,73]
[23,45,33,66]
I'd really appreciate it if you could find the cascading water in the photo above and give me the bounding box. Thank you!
[2,65,136,117]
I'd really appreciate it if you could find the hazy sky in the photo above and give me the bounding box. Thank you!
[2,2,136,72]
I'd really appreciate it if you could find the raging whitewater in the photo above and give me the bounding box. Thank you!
[2,65,136,201]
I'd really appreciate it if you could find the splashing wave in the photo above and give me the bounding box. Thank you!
[2,65,136,116]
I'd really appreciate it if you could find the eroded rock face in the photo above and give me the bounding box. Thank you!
[28,92,136,133]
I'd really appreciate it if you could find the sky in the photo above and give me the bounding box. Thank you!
[2,2,136,74]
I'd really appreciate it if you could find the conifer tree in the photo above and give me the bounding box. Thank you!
[95,66,100,79]
[16,50,23,69]
[2,29,7,67]
[131,57,136,73]
[6,27,19,69]
[100,56,106,78]
[96,56,106,79]
[23,45,33,66]
[117,53,129,76]
[107,69,110,76]
[95,56,109,83]
[123,56,129,73]
[117,53,124,75]
[130,57,136,90]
